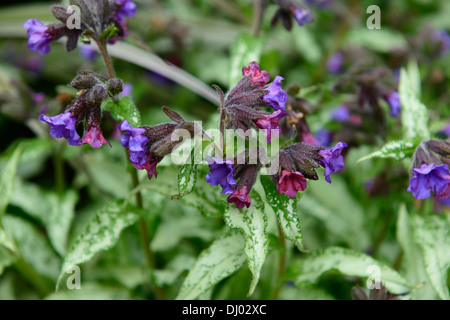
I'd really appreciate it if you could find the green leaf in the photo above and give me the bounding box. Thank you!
[287,247,411,294]
[176,233,247,300]
[260,175,305,252]
[46,191,78,256]
[357,139,418,163]
[229,33,266,88]
[173,145,199,200]
[2,215,61,280]
[412,214,450,300]
[0,246,14,276]
[57,200,139,289]
[11,181,77,256]
[396,205,437,300]
[102,96,141,127]
[346,28,407,53]
[0,145,22,219]
[399,61,430,141]
[224,190,268,296]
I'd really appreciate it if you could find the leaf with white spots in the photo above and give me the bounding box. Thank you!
[176,233,247,300]
[173,145,199,200]
[357,139,418,163]
[224,190,268,296]
[102,96,141,127]
[260,175,306,252]
[287,247,411,295]
[57,200,139,289]
[0,145,22,219]
[399,61,430,141]
[412,214,450,300]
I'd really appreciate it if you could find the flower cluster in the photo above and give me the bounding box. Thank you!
[40,72,124,148]
[24,0,137,55]
[119,107,201,180]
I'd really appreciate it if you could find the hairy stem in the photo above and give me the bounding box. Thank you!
[95,38,116,79]
[251,0,264,37]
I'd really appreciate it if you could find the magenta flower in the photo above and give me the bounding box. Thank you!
[276,170,308,198]
[318,141,348,183]
[385,91,401,117]
[39,112,80,146]
[80,125,111,148]
[291,8,313,26]
[23,19,53,55]
[254,109,286,144]
[407,163,450,200]
[130,151,159,180]
[227,186,251,209]
[242,62,270,88]
[262,76,288,111]
[205,156,237,195]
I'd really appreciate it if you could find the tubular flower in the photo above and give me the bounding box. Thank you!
[276,169,308,198]
[318,142,348,183]
[262,76,288,111]
[227,186,251,209]
[254,109,287,144]
[39,112,81,146]
[291,8,313,26]
[384,91,401,117]
[242,61,270,88]
[407,163,450,200]
[23,19,54,55]
[205,156,237,195]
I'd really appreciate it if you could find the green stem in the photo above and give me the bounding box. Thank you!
[14,255,52,298]
[95,38,116,79]
[251,0,263,37]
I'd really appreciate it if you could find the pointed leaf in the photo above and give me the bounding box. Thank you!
[102,96,141,127]
[357,139,418,163]
[224,190,268,296]
[260,175,305,252]
[176,233,246,300]
[0,145,22,218]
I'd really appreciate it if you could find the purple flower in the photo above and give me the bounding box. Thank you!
[262,76,287,111]
[23,18,53,55]
[291,9,313,26]
[254,109,286,144]
[276,170,308,198]
[80,45,98,62]
[439,124,450,137]
[120,83,133,97]
[407,163,450,200]
[205,156,237,195]
[327,52,344,74]
[80,125,111,148]
[115,0,137,22]
[432,30,450,56]
[39,112,80,146]
[242,62,270,88]
[385,91,401,117]
[318,141,348,183]
[330,105,350,122]
[315,129,332,147]
[119,120,149,152]
[227,186,251,209]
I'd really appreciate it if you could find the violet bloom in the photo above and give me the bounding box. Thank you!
[254,109,286,144]
[120,83,133,97]
[40,112,80,146]
[227,186,251,209]
[291,9,313,26]
[276,170,308,198]
[119,120,149,153]
[205,156,237,195]
[23,19,53,55]
[318,141,348,183]
[115,0,137,22]
[242,62,270,88]
[80,125,111,148]
[330,105,350,122]
[80,45,98,62]
[385,91,401,117]
[439,124,450,137]
[315,129,332,147]
[327,52,344,74]
[407,163,450,200]
[262,76,287,111]
[433,30,450,56]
